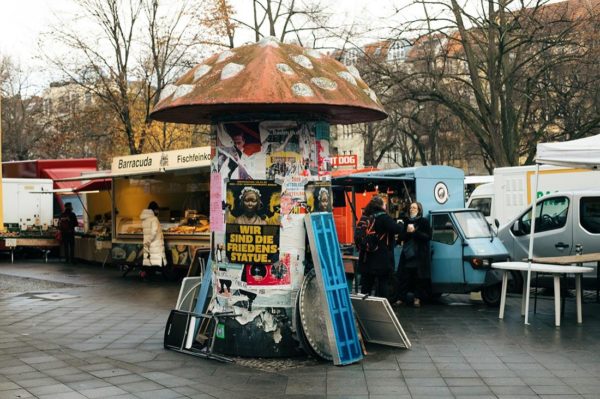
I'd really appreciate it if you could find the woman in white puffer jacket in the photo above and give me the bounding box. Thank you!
[140,208,166,267]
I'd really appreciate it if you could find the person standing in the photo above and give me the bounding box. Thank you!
[357,196,404,298]
[140,202,167,269]
[59,202,78,264]
[396,202,432,307]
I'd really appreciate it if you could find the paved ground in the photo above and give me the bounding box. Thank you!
[1,258,599,399]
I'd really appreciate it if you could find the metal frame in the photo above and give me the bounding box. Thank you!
[350,294,411,349]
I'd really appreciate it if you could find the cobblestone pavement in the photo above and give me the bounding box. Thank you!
[1,259,600,399]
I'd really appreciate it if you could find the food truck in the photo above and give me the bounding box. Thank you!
[109,147,212,276]
[332,166,510,305]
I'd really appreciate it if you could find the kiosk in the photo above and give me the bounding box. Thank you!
[150,37,387,357]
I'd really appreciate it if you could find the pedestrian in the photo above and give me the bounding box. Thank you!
[140,201,167,269]
[59,202,78,264]
[357,196,404,298]
[395,201,432,307]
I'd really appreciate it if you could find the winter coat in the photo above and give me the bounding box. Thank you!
[398,215,432,279]
[59,210,78,235]
[140,209,167,267]
[359,211,404,276]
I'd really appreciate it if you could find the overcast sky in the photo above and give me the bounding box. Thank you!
[0,0,412,93]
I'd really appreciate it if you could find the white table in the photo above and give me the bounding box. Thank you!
[492,261,594,326]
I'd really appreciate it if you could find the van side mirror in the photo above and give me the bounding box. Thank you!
[494,219,499,229]
[512,221,520,234]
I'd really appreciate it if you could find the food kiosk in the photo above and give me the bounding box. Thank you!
[110,147,212,274]
[150,37,387,357]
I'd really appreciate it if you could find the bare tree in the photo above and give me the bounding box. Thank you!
[0,57,49,161]
[230,0,336,47]
[43,0,208,155]
[392,0,600,168]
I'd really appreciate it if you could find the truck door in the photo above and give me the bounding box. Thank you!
[17,184,41,227]
[430,213,465,290]
[510,195,572,259]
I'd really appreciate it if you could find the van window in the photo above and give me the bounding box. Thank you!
[469,197,491,217]
[432,214,458,245]
[580,197,600,234]
[515,196,569,236]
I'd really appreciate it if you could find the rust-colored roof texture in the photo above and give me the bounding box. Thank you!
[150,37,387,125]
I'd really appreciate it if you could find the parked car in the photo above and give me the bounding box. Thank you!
[497,190,600,290]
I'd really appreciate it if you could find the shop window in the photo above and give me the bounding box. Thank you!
[580,197,600,234]
[431,214,457,245]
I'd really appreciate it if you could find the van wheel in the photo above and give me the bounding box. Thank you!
[481,284,501,307]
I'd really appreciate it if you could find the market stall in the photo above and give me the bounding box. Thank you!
[70,178,112,264]
[0,178,60,262]
[110,147,212,274]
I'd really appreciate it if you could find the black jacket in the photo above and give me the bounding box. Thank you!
[359,211,404,275]
[398,215,432,279]
[59,210,78,234]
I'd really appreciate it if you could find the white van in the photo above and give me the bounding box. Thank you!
[497,190,600,289]
[467,165,600,227]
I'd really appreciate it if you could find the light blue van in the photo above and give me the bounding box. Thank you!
[332,166,509,305]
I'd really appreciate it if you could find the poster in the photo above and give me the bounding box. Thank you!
[210,172,225,232]
[262,121,304,179]
[303,180,332,213]
[225,180,280,264]
[215,122,266,180]
[243,258,291,287]
[313,181,333,212]
[261,121,320,178]
[317,139,332,176]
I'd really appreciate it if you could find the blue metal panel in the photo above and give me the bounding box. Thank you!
[305,213,363,366]
[192,258,213,334]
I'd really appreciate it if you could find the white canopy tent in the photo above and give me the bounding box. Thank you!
[536,134,600,168]
[522,133,600,324]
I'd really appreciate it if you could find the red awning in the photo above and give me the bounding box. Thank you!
[42,167,98,189]
[74,178,111,192]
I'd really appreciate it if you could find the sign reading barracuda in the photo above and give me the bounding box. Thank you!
[111,147,212,175]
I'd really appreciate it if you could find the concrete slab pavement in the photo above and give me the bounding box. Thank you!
[1,259,600,398]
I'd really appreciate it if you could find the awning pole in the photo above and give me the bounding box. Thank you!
[524,163,540,325]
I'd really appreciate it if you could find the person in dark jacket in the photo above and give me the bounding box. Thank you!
[396,201,432,307]
[358,196,404,298]
[59,202,78,264]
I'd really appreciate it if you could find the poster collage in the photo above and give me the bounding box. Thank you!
[209,121,332,315]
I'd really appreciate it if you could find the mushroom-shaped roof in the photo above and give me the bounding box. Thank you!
[150,37,387,124]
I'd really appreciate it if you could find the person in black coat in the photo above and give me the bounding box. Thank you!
[396,201,432,307]
[59,202,78,264]
[358,196,404,298]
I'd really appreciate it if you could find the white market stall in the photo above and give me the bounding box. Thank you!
[110,147,212,275]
